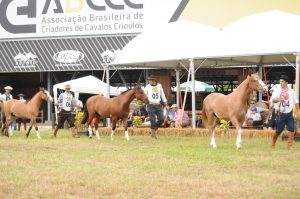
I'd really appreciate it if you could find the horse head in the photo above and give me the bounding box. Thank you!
[134,85,147,102]
[40,87,53,102]
[248,72,268,93]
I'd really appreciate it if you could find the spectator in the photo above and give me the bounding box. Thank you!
[1,86,13,124]
[16,93,28,131]
[248,106,263,127]
[128,101,148,127]
[170,104,190,128]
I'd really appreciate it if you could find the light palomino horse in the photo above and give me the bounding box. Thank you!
[81,86,147,140]
[201,73,268,149]
[1,88,53,138]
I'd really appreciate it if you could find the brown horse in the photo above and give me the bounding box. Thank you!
[202,73,268,149]
[81,86,147,140]
[1,88,53,138]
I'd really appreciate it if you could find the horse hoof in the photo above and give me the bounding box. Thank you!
[89,136,92,139]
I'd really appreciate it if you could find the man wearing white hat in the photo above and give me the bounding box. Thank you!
[52,84,80,138]
[144,75,169,139]
[2,86,13,102]
[1,86,13,125]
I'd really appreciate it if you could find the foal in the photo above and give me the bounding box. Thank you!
[81,86,147,140]
[202,73,268,149]
[1,88,53,138]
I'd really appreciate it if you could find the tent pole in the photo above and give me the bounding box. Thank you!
[105,66,111,127]
[47,72,52,123]
[175,69,180,107]
[258,65,263,103]
[296,53,300,100]
[190,59,196,128]
[180,68,191,127]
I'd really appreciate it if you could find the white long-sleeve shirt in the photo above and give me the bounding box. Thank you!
[144,83,167,105]
[1,93,13,102]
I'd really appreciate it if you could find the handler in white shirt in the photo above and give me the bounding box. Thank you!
[52,84,80,138]
[144,75,169,139]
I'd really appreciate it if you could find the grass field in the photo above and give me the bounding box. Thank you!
[0,129,300,199]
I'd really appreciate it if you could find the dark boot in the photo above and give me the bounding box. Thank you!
[272,133,279,148]
[287,132,295,150]
[71,127,80,138]
[151,129,157,139]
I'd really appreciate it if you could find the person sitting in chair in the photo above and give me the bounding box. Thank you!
[247,106,263,127]
[169,104,190,128]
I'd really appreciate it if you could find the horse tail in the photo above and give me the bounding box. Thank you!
[201,101,209,128]
[81,104,89,124]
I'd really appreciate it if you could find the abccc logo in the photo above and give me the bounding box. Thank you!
[0,0,143,34]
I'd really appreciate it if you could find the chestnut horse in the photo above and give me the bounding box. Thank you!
[81,86,147,140]
[1,88,53,138]
[202,73,268,149]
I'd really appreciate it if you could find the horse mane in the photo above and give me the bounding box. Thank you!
[27,90,42,103]
[233,74,251,92]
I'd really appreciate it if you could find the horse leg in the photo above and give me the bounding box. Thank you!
[26,120,33,138]
[231,119,243,149]
[210,118,218,149]
[88,125,93,139]
[94,118,100,140]
[88,113,96,139]
[32,119,41,139]
[110,117,117,140]
[6,116,14,137]
[122,118,130,141]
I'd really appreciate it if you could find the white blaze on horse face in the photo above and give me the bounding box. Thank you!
[45,90,53,102]
[258,79,268,92]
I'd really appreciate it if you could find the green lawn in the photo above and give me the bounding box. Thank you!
[0,129,299,199]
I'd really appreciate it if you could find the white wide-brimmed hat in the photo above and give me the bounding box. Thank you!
[171,104,178,108]
[65,84,71,89]
[4,86,13,90]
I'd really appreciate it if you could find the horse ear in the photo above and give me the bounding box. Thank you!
[40,87,45,91]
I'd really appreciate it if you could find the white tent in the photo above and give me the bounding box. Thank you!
[171,81,215,93]
[112,20,223,68]
[53,75,120,100]
[53,75,120,123]
[111,10,300,127]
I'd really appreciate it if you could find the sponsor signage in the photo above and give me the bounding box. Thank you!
[14,52,38,68]
[53,50,85,66]
[0,0,184,39]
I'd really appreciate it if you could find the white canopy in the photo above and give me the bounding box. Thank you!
[112,10,300,68]
[53,75,120,123]
[111,10,300,127]
[112,20,222,68]
[172,81,215,93]
[53,75,120,100]
[220,10,300,64]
